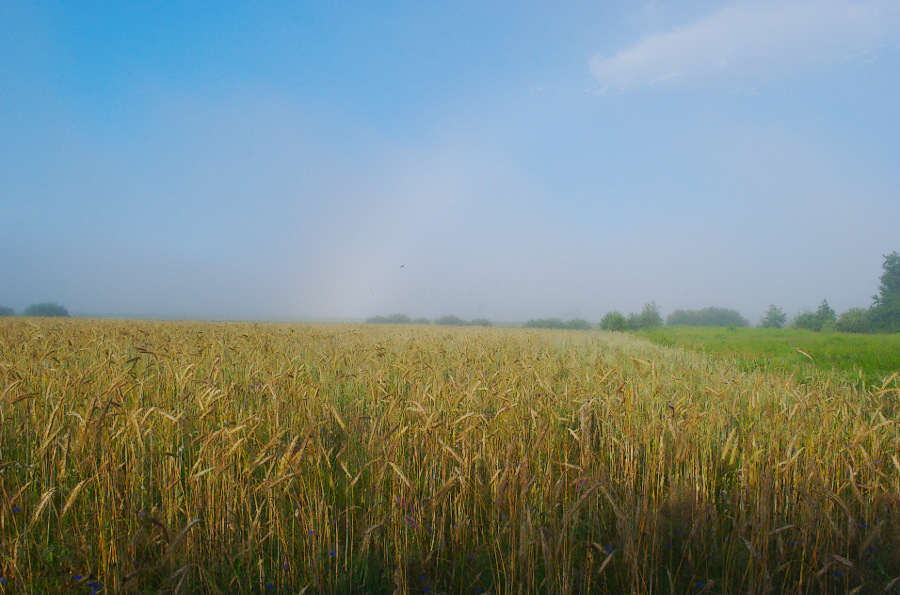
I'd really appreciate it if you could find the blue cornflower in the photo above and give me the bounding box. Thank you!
[12,506,21,514]
[267,582,275,590]
[0,577,6,585]
[698,581,704,587]
[328,550,336,557]
[604,545,614,553]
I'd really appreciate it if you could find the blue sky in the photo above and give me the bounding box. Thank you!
[2,0,899,322]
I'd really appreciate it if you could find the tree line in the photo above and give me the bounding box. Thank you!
[757,251,899,333]
[365,252,899,334]
[598,251,900,334]
[7,252,896,333]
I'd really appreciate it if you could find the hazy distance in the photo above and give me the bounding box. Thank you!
[2,1,899,324]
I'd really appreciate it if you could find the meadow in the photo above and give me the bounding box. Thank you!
[637,326,900,389]
[1,319,899,593]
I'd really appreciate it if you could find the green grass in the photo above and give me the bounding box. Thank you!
[637,326,900,388]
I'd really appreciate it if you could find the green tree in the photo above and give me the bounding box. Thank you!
[760,305,786,329]
[468,318,492,327]
[871,251,900,333]
[600,311,628,331]
[0,306,14,317]
[23,302,69,317]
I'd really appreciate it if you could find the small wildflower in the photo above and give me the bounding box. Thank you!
[698,581,704,587]
[73,575,82,581]
[328,550,336,557]
[604,545,614,553]
[267,582,275,590]
[0,577,6,585]
[835,571,843,578]
[12,506,21,514]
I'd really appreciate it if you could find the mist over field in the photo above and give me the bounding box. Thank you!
[2,1,899,323]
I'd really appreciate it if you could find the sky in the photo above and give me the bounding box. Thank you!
[2,0,899,323]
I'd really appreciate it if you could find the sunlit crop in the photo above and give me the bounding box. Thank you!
[1,319,898,592]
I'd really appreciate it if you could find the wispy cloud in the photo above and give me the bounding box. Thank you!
[590,0,900,89]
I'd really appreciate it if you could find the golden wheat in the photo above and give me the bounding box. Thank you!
[0,318,897,592]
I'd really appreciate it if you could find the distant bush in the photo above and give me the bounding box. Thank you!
[524,318,592,330]
[0,306,14,317]
[666,307,748,327]
[791,310,819,331]
[435,315,467,326]
[524,318,566,329]
[468,318,493,327]
[600,311,628,331]
[366,313,411,324]
[836,308,872,334]
[23,302,69,317]
[627,302,663,330]
[411,318,431,325]
[791,300,836,332]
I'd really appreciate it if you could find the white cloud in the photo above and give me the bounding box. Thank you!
[590,0,900,89]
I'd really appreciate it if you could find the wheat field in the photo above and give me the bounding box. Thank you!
[1,318,898,593]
